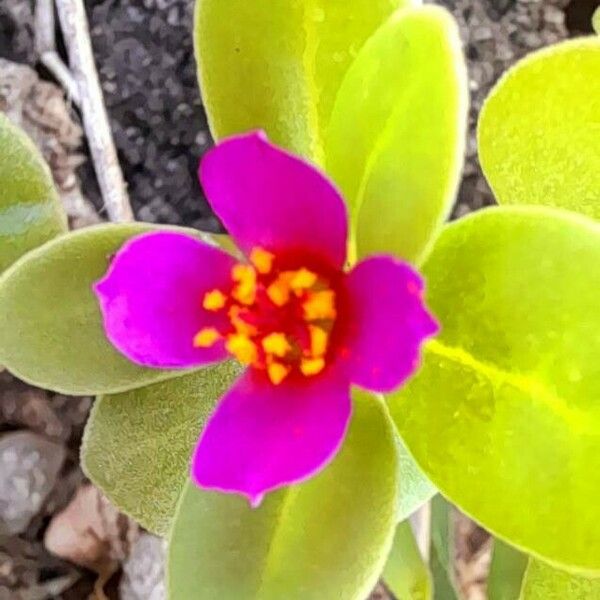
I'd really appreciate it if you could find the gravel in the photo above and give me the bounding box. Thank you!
[0,431,65,535]
[120,534,167,600]
[85,0,218,230]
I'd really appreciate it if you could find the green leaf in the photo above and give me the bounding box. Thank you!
[478,38,600,220]
[82,361,240,535]
[0,224,204,395]
[430,495,460,600]
[383,519,432,600]
[389,206,600,573]
[520,560,600,600]
[325,5,468,264]
[397,433,436,522]
[0,113,67,273]
[168,390,399,600]
[194,0,416,163]
[488,540,528,600]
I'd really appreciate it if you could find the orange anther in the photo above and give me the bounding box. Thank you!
[202,289,227,311]
[193,327,221,348]
[309,325,329,357]
[267,361,291,385]
[303,290,336,321]
[267,276,291,307]
[250,248,275,274]
[300,357,325,377]
[289,268,317,292]
[231,264,257,305]
[262,332,291,358]
[229,305,257,336]
[225,333,258,365]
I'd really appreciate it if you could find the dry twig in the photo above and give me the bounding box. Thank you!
[34,0,80,104]
[53,0,133,222]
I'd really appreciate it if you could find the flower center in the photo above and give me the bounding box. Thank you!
[193,247,338,385]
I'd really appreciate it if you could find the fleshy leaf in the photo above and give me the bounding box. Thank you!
[82,361,241,535]
[325,5,468,264]
[0,113,67,273]
[488,540,528,600]
[194,0,416,162]
[396,434,436,522]
[0,224,210,395]
[168,390,399,600]
[430,495,460,600]
[383,519,432,600]
[520,560,600,600]
[478,38,600,220]
[389,206,600,572]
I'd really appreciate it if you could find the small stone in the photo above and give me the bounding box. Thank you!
[120,534,167,600]
[0,431,65,535]
[45,484,139,572]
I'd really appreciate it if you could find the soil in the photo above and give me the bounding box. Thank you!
[0,0,584,597]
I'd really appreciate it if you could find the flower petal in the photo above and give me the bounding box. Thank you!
[94,232,236,368]
[191,367,352,506]
[200,132,348,268]
[343,256,439,393]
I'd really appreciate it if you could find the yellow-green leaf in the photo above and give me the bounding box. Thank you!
[478,38,600,220]
[397,434,436,522]
[82,361,241,535]
[520,560,600,600]
[326,5,468,264]
[389,206,600,573]
[430,495,460,600]
[383,519,432,600]
[168,391,399,600]
[194,0,415,162]
[0,224,203,395]
[0,113,67,273]
[488,540,528,600]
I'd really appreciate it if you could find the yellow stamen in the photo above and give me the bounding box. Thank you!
[309,325,329,357]
[300,357,325,377]
[262,332,291,358]
[303,290,336,320]
[250,248,275,274]
[267,361,291,385]
[226,333,258,365]
[193,327,221,348]
[231,264,257,305]
[267,275,291,307]
[202,289,227,311]
[289,268,317,292]
[228,305,257,336]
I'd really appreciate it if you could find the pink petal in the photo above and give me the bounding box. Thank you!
[200,132,348,269]
[191,367,352,506]
[94,232,235,368]
[343,256,439,393]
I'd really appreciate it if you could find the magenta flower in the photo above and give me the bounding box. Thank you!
[94,132,438,506]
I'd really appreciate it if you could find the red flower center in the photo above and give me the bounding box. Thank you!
[194,247,340,385]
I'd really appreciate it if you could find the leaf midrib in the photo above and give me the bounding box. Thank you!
[427,339,591,433]
[301,0,325,164]
[254,486,300,598]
